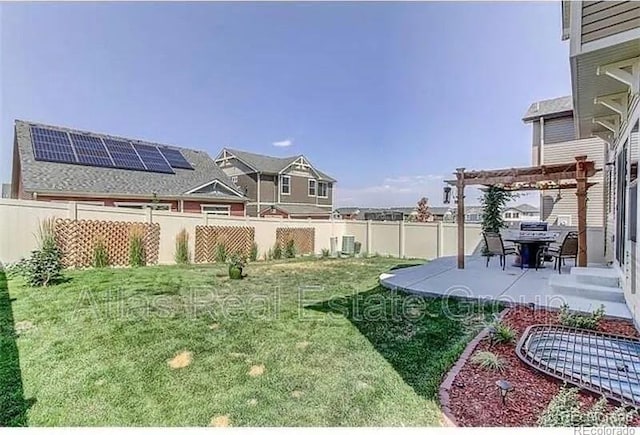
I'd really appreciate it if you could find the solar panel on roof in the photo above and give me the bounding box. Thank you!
[158,147,193,170]
[69,133,114,167]
[132,143,174,173]
[31,127,77,164]
[103,139,146,171]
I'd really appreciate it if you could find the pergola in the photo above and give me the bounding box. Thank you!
[445,156,599,269]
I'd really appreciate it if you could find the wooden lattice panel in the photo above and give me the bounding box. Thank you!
[276,227,315,255]
[194,225,255,263]
[54,219,160,267]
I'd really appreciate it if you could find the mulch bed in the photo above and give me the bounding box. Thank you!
[446,306,640,427]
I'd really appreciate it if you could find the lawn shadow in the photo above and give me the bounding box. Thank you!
[306,286,499,399]
[0,269,34,426]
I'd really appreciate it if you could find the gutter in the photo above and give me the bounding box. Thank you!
[30,190,249,203]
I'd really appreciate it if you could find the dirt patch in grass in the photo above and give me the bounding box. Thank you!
[291,390,304,398]
[248,364,265,377]
[447,306,639,427]
[208,323,220,330]
[295,341,310,349]
[15,320,34,335]
[167,351,193,369]
[209,415,230,427]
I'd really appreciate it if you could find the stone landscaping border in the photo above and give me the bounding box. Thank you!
[438,308,509,427]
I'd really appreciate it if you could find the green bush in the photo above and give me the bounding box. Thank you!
[538,386,636,427]
[128,227,146,267]
[321,248,331,258]
[92,237,109,268]
[249,242,259,262]
[215,243,227,263]
[8,218,63,287]
[174,229,191,265]
[272,244,282,260]
[284,239,296,259]
[559,304,605,330]
[494,322,517,344]
[470,351,505,372]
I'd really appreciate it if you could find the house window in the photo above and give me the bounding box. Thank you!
[513,212,520,218]
[231,176,238,184]
[281,175,291,195]
[201,205,230,216]
[308,179,317,196]
[318,181,328,198]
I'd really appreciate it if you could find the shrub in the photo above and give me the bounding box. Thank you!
[8,218,63,287]
[128,226,146,267]
[272,243,282,260]
[249,242,259,262]
[494,322,517,344]
[215,243,227,263]
[470,351,505,372]
[321,248,330,258]
[265,248,273,261]
[92,237,109,268]
[538,386,636,427]
[174,229,191,265]
[559,304,605,330]
[284,239,296,259]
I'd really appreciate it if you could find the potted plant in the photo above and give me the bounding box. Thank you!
[227,253,246,280]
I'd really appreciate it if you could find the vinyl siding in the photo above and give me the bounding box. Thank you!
[532,120,541,166]
[259,175,277,203]
[543,116,576,144]
[581,1,640,44]
[540,137,606,227]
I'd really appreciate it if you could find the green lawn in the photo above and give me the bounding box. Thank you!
[1,257,500,426]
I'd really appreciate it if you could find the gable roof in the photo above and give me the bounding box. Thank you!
[510,203,539,213]
[260,203,331,216]
[522,96,573,122]
[14,120,246,201]
[221,148,336,182]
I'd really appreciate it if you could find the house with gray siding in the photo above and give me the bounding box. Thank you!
[523,96,606,227]
[214,148,336,218]
[560,0,639,320]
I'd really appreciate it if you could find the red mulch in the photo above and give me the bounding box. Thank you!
[447,306,640,427]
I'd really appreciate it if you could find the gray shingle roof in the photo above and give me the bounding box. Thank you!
[522,96,573,121]
[511,203,539,213]
[15,120,246,201]
[224,147,336,182]
[261,204,331,216]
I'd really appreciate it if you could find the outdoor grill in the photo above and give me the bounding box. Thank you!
[516,324,640,407]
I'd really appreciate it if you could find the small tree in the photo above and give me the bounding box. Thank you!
[480,186,512,233]
[415,197,432,222]
[480,186,512,255]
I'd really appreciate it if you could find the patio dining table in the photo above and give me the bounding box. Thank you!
[503,236,557,269]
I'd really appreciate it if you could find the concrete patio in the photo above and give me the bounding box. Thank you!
[379,255,631,320]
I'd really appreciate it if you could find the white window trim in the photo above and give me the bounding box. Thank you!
[308,179,317,197]
[231,176,238,184]
[114,202,171,210]
[317,181,328,198]
[281,175,291,195]
[201,204,231,216]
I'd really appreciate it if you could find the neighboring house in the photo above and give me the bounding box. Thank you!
[523,96,606,227]
[214,148,336,219]
[502,204,541,223]
[1,183,11,199]
[334,206,456,222]
[10,120,247,215]
[561,1,639,311]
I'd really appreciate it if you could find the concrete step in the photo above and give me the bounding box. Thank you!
[570,267,620,288]
[549,275,625,303]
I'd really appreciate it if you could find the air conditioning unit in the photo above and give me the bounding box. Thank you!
[329,237,338,255]
[342,235,355,255]
[557,215,572,226]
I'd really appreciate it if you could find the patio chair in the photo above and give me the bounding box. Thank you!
[547,231,578,274]
[482,232,518,271]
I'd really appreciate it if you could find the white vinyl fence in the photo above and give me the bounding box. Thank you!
[0,198,605,265]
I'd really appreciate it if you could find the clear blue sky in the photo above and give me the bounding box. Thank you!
[0,2,570,207]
